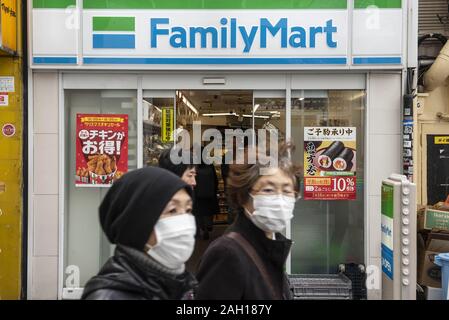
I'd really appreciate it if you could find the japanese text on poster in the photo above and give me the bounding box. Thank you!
[161,107,174,142]
[304,127,357,200]
[75,114,128,186]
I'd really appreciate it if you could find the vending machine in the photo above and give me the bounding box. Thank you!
[381,174,417,300]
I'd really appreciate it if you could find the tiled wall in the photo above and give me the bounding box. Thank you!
[30,72,59,299]
[367,73,402,300]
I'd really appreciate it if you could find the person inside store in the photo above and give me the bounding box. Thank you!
[158,146,197,189]
[194,143,300,300]
[193,146,220,240]
[81,167,197,300]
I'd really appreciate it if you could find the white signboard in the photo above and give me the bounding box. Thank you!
[31,5,406,68]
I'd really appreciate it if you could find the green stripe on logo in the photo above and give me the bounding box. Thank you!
[83,0,347,9]
[33,0,76,8]
[381,183,394,219]
[354,0,402,9]
[93,17,135,32]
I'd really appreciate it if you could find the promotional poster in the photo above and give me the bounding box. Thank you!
[75,114,128,186]
[304,127,357,200]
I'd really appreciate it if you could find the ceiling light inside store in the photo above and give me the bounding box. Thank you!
[143,99,161,112]
[243,114,270,119]
[177,91,199,115]
[202,112,238,117]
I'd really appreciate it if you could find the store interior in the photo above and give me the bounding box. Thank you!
[142,90,286,271]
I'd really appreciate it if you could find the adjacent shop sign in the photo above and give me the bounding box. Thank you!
[161,107,174,142]
[75,114,128,186]
[381,183,394,280]
[0,0,17,54]
[0,76,14,92]
[427,135,449,205]
[303,127,356,200]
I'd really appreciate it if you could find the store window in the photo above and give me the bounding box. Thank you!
[143,94,175,166]
[64,90,137,288]
[290,90,366,273]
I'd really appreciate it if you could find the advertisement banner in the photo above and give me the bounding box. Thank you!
[161,107,174,142]
[303,127,356,200]
[75,114,128,186]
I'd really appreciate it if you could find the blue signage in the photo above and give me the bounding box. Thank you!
[150,18,338,52]
[381,243,394,280]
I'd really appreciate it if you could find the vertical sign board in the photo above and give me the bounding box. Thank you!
[427,135,449,205]
[382,183,395,281]
[161,107,174,143]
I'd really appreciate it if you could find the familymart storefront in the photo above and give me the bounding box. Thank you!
[27,0,416,299]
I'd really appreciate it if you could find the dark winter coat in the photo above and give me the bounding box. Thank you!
[81,245,197,300]
[195,211,293,300]
[193,164,220,217]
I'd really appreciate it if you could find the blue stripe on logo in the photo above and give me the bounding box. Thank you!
[83,57,348,65]
[33,57,77,64]
[93,34,136,49]
[353,57,402,65]
[381,243,394,280]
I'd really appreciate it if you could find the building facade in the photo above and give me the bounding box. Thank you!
[27,0,418,299]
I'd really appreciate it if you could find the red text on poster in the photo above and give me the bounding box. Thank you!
[304,127,357,200]
[75,114,128,186]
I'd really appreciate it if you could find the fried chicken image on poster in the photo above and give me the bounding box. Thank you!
[75,114,128,186]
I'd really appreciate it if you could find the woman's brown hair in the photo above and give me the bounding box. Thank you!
[226,142,301,209]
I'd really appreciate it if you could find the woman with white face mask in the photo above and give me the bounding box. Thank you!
[195,143,300,300]
[82,167,197,300]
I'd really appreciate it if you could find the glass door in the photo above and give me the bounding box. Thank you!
[142,91,176,166]
[290,89,366,274]
[63,89,137,296]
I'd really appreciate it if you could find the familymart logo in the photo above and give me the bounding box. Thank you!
[92,17,136,49]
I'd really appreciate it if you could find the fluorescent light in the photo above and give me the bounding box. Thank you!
[253,104,260,113]
[299,97,305,101]
[177,92,199,115]
[269,111,281,114]
[202,112,238,117]
[243,114,269,119]
[143,99,161,112]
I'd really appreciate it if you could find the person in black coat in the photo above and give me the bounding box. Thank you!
[195,144,300,300]
[193,160,220,240]
[82,167,197,300]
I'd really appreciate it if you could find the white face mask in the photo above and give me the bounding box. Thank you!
[247,194,295,233]
[146,214,196,270]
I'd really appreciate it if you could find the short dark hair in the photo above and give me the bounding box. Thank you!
[226,142,301,209]
[158,147,196,178]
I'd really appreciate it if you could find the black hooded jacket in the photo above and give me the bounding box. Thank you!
[82,245,197,300]
[195,210,293,300]
[81,167,196,300]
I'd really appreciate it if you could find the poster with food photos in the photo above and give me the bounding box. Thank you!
[76,114,128,186]
[304,127,357,200]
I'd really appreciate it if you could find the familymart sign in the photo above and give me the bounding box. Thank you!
[31,0,405,67]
